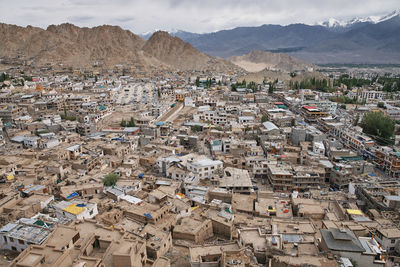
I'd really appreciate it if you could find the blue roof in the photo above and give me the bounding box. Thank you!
[66,192,79,199]
[155,122,164,126]
[144,213,153,218]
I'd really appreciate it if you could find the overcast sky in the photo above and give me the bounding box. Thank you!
[1,0,399,33]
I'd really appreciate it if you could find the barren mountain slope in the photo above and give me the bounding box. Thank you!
[0,23,241,72]
[229,50,315,73]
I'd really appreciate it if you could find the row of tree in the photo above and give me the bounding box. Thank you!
[333,74,372,88]
[289,78,331,92]
[120,117,136,127]
[377,77,400,92]
[231,80,247,91]
[196,78,221,88]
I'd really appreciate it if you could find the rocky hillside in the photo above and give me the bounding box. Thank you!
[0,23,240,72]
[142,31,238,71]
[228,50,315,73]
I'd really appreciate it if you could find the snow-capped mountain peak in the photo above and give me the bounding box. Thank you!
[318,9,400,29]
[376,9,400,23]
[319,18,347,28]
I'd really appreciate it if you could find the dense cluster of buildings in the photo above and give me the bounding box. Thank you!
[0,67,400,267]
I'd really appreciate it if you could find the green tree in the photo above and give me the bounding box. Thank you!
[231,83,237,91]
[360,111,395,144]
[268,82,274,94]
[23,75,33,82]
[377,102,386,109]
[353,114,360,126]
[157,88,161,98]
[195,77,200,87]
[191,125,203,132]
[261,115,268,123]
[103,173,119,186]
[128,117,136,127]
[0,73,9,82]
[120,119,127,127]
[247,81,257,92]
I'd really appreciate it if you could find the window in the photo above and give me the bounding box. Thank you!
[18,239,24,245]
[391,239,396,244]
[9,237,14,242]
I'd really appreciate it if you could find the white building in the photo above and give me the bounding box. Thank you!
[54,200,98,221]
[360,90,386,102]
[374,228,400,253]
[238,116,255,124]
[23,136,39,148]
[187,158,223,179]
[184,97,195,107]
[0,215,58,252]
[313,141,325,155]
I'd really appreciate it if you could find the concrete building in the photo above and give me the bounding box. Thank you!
[320,228,385,267]
[54,200,98,221]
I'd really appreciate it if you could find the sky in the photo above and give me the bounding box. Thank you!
[1,0,399,33]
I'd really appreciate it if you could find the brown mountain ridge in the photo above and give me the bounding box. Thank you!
[0,23,240,72]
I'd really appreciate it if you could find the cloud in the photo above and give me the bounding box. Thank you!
[0,0,398,33]
[68,15,95,23]
[114,17,135,23]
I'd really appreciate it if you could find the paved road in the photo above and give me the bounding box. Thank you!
[155,103,183,124]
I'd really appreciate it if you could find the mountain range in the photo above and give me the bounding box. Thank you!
[141,10,400,64]
[1,9,399,71]
[317,10,400,32]
[0,23,239,72]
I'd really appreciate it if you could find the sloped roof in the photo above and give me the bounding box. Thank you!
[321,228,365,252]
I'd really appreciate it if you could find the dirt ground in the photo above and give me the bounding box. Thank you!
[97,106,137,128]
[0,250,19,265]
[172,107,197,127]
[164,246,191,267]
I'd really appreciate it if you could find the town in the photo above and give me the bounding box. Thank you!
[0,60,399,267]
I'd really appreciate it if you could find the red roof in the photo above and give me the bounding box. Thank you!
[274,102,284,105]
[303,105,318,110]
